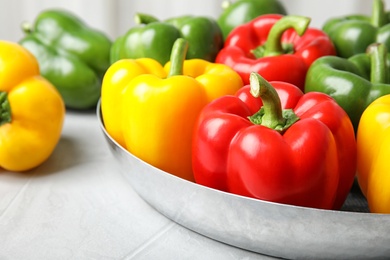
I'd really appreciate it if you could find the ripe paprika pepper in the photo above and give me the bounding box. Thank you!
[357,94,390,214]
[19,9,112,110]
[102,38,243,181]
[101,58,166,149]
[192,72,357,210]
[216,14,336,91]
[0,41,65,172]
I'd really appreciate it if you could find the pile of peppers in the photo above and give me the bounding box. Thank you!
[4,0,390,213]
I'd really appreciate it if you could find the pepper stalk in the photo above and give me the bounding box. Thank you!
[367,43,389,84]
[0,91,11,126]
[221,0,232,9]
[371,0,387,28]
[134,13,160,25]
[168,38,189,77]
[248,72,299,132]
[252,15,311,58]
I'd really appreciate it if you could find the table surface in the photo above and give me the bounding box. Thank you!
[0,110,277,260]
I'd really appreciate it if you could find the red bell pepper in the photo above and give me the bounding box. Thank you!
[192,72,356,210]
[215,14,336,90]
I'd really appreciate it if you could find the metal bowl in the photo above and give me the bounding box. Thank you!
[97,102,390,259]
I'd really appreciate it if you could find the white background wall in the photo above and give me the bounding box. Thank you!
[0,0,386,42]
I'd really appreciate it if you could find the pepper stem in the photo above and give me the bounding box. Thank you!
[371,0,387,28]
[134,13,160,25]
[168,38,188,77]
[261,15,311,57]
[248,72,299,132]
[0,92,12,126]
[21,21,33,34]
[367,43,389,84]
[221,0,232,9]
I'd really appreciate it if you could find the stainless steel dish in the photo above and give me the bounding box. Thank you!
[97,103,390,259]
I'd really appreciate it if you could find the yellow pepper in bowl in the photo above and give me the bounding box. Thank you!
[0,40,65,172]
[357,94,390,213]
[101,38,243,181]
[101,58,166,149]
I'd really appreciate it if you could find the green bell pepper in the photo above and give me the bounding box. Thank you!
[323,0,390,58]
[19,9,112,110]
[217,0,287,40]
[110,13,223,65]
[305,43,390,131]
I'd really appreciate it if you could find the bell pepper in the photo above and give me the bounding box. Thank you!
[323,0,390,58]
[192,72,357,210]
[101,38,243,181]
[356,95,390,214]
[110,13,223,65]
[101,58,167,148]
[19,9,112,110]
[0,41,65,172]
[217,0,287,40]
[305,43,390,131]
[216,14,336,91]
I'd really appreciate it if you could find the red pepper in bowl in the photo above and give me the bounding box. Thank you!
[192,72,356,210]
[216,14,336,91]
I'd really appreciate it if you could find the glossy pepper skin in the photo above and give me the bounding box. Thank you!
[110,13,223,65]
[102,38,243,181]
[323,0,390,58]
[305,43,390,131]
[0,41,65,172]
[19,9,112,110]
[216,14,336,91]
[101,58,166,149]
[357,95,390,214]
[217,0,287,40]
[192,72,357,210]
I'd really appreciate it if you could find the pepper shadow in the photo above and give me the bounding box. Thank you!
[0,135,82,178]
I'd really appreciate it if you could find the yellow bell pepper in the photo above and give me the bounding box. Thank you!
[101,58,166,148]
[0,40,65,172]
[101,38,243,181]
[357,94,390,213]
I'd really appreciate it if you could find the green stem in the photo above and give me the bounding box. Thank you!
[367,43,388,84]
[21,21,33,34]
[134,13,160,25]
[248,72,299,132]
[0,92,12,126]
[221,0,232,9]
[262,15,311,57]
[371,0,387,27]
[168,38,188,77]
